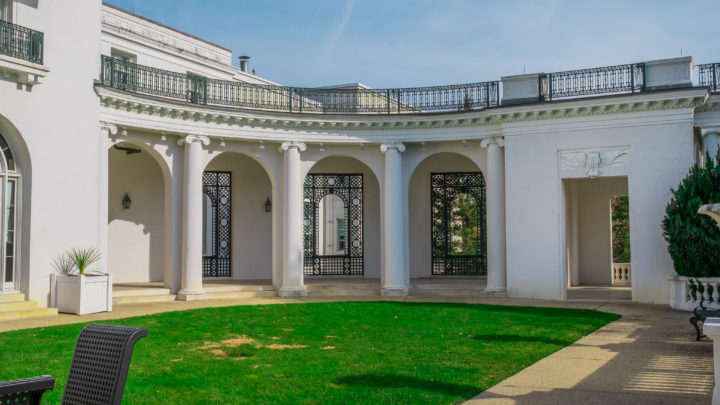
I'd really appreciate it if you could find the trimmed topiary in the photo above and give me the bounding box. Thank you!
[662,149,720,277]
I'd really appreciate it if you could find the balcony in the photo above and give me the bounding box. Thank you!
[0,20,46,86]
[0,19,43,64]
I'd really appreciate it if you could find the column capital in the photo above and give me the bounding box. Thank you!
[177,134,210,146]
[380,142,405,153]
[99,122,117,135]
[701,127,720,138]
[280,141,307,152]
[480,136,505,148]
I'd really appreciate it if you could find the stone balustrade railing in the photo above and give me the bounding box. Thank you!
[612,263,631,285]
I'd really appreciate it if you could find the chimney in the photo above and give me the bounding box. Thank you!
[238,56,250,73]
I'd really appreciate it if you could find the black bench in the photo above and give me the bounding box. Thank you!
[0,323,147,405]
[690,303,720,341]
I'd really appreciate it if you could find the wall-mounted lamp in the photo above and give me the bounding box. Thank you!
[265,197,272,213]
[122,193,132,209]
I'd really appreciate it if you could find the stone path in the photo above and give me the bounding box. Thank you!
[0,296,713,404]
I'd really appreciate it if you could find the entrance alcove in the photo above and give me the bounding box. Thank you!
[408,152,486,279]
[108,141,166,283]
[204,152,273,280]
[305,156,380,278]
[565,176,632,300]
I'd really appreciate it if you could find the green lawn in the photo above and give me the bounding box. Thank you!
[0,302,619,404]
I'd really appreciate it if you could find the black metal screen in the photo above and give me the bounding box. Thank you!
[431,172,487,275]
[303,174,363,275]
[202,171,231,277]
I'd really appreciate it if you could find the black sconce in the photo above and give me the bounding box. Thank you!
[265,197,272,213]
[122,193,132,209]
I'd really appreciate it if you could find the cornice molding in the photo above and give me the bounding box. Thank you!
[95,85,709,133]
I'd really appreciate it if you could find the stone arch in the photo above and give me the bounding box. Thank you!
[304,155,381,278]
[108,140,170,283]
[204,151,274,280]
[0,115,31,294]
[408,152,485,278]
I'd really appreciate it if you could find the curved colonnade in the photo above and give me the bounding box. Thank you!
[97,84,507,298]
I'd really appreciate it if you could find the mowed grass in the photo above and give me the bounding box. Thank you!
[0,302,619,404]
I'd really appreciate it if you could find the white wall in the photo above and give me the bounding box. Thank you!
[408,152,483,278]
[505,113,695,303]
[108,143,165,282]
[206,152,273,279]
[0,0,102,305]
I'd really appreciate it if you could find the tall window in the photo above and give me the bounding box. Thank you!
[0,0,12,23]
[0,133,18,291]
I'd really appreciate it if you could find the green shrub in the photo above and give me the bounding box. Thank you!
[662,149,720,277]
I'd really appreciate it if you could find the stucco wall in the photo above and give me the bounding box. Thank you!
[206,152,273,279]
[0,0,102,305]
[505,114,695,303]
[108,143,165,282]
[408,152,483,278]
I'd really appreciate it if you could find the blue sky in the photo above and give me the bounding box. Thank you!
[104,0,720,88]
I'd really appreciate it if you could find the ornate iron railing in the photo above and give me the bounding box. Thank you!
[541,63,645,101]
[0,20,43,64]
[698,63,720,92]
[100,56,500,113]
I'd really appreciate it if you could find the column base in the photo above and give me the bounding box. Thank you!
[176,289,210,301]
[484,286,507,292]
[382,286,409,297]
[483,286,507,298]
[279,286,308,297]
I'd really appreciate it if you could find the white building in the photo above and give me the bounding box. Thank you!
[0,0,718,317]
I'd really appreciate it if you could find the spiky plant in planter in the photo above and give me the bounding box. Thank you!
[662,149,720,277]
[66,247,102,275]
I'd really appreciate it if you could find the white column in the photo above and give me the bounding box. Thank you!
[279,141,308,297]
[703,318,720,405]
[97,122,116,274]
[380,142,408,296]
[702,127,720,166]
[177,134,210,301]
[481,137,507,293]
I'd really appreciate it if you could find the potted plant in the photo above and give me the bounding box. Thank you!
[51,247,112,315]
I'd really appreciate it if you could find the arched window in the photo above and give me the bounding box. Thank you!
[0,133,19,291]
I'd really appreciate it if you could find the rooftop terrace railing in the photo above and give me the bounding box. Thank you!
[698,63,720,92]
[100,56,500,114]
[541,63,645,101]
[0,20,43,64]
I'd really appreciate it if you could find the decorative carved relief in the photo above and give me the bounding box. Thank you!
[560,148,629,177]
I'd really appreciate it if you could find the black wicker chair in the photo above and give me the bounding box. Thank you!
[0,324,147,405]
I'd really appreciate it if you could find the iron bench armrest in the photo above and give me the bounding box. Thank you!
[0,375,55,405]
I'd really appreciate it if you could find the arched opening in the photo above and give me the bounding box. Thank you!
[204,152,273,280]
[305,156,380,278]
[409,152,486,279]
[108,141,168,283]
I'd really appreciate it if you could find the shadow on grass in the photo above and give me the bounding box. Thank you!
[471,334,573,346]
[336,374,478,397]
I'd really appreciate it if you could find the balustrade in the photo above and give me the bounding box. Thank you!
[0,20,43,64]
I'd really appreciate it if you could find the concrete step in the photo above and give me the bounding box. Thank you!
[203,284,275,293]
[0,292,26,303]
[0,306,58,321]
[113,287,172,298]
[0,300,40,311]
[207,290,278,300]
[113,294,177,305]
[307,287,381,297]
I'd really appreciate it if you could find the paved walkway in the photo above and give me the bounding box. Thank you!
[0,296,713,404]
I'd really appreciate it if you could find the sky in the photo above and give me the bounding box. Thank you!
[104,0,720,89]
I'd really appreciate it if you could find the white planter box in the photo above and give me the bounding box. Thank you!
[51,274,113,315]
[668,275,720,312]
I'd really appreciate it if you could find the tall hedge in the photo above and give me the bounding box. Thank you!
[662,149,720,277]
